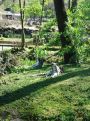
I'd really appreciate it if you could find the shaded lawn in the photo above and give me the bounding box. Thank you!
[0,67,90,106]
[0,63,90,120]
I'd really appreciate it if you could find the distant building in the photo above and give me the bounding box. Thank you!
[0,11,20,20]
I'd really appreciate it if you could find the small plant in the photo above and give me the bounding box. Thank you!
[34,47,47,59]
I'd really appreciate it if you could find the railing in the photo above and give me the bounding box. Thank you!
[0,41,31,51]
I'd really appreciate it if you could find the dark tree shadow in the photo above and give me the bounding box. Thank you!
[0,68,90,106]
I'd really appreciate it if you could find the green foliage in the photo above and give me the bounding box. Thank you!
[48,32,60,46]
[31,19,57,46]
[80,0,90,20]
[41,19,56,32]
[43,0,54,18]
[64,0,90,64]
[34,47,47,59]
[60,108,76,121]
[36,19,59,45]
[25,1,42,18]
[12,3,20,12]
[3,0,54,20]
[3,0,13,8]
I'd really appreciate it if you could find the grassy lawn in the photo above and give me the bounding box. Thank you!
[0,57,90,120]
[0,0,90,120]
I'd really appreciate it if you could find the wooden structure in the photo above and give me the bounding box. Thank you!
[0,41,31,51]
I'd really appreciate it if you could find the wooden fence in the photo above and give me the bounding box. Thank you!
[0,41,31,51]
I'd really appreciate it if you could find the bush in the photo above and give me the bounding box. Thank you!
[33,19,57,45]
[0,50,19,75]
[64,0,90,64]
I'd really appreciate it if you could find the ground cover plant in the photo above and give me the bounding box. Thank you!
[0,49,90,120]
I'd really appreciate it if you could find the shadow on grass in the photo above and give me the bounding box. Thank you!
[0,68,90,106]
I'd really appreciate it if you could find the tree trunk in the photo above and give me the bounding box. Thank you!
[40,0,45,25]
[54,0,75,63]
[20,10,25,49]
[19,0,25,49]
[71,0,78,11]
[68,0,71,9]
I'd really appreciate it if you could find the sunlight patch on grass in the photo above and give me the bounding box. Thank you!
[85,105,90,110]
[49,78,74,88]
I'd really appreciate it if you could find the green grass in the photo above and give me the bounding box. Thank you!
[0,59,90,120]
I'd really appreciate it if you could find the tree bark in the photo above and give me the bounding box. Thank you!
[71,0,78,11]
[68,0,71,9]
[40,0,45,25]
[19,0,25,49]
[54,0,75,64]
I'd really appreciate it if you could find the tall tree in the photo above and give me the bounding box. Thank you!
[19,0,25,49]
[54,0,76,63]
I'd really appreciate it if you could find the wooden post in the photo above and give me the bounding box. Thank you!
[2,45,3,51]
